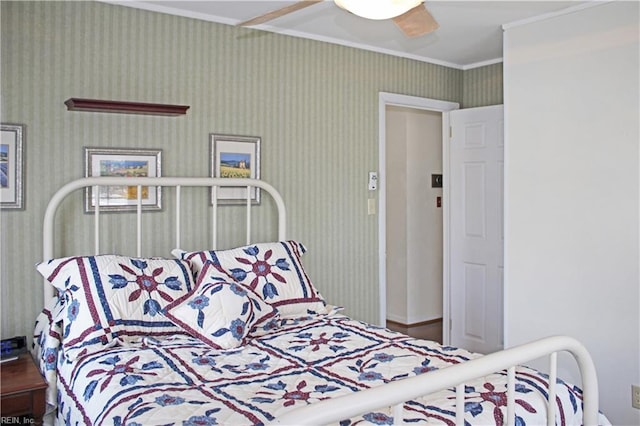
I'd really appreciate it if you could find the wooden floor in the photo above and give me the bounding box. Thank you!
[386,319,443,344]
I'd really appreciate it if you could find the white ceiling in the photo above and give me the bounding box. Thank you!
[103,0,585,69]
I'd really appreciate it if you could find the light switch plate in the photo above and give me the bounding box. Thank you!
[431,174,443,188]
[367,198,376,215]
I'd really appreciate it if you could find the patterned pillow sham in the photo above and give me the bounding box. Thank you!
[36,255,195,360]
[172,241,331,318]
[163,261,280,349]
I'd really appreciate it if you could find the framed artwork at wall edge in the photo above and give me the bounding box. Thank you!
[0,123,25,210]
[83,147,162,213]
[210,133,261,205]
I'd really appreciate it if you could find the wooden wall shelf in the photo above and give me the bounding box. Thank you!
[64,98,190,116]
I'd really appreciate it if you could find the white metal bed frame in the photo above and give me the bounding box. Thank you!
[42,176,286,301]
[41,176,600,425]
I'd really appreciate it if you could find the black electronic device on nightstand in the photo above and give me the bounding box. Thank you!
[1,336,27,362]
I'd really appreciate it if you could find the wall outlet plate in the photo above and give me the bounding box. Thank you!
[633,384,640,409]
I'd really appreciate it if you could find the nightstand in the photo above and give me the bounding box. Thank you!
[1,353,48,426]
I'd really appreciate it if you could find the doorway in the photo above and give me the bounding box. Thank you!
[377,92,459,344]
[385,105,444,342]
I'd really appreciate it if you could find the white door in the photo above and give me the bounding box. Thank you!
[448,105,504,354]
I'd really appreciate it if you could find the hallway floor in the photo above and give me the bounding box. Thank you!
[386,319,442,344]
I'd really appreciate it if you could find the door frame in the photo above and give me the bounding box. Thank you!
[378,92,459,344]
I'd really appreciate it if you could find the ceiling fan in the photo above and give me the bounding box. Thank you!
[238,0,439,38]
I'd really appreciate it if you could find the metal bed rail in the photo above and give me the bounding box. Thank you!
[273,335,599,426]
[42,177,286,301]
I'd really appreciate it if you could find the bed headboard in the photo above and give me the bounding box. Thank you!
[42,177,286,301]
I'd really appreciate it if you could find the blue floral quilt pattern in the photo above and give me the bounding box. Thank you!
[54,316,589,425]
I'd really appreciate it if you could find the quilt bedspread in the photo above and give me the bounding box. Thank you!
[55,315,588,425]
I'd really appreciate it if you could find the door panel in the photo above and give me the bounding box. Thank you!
[449,105,504,354]
[463,262,486,339]
[464,163,486,238]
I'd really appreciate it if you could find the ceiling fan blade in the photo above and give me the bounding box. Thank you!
[392,4,439,38]
[238,1,323,27]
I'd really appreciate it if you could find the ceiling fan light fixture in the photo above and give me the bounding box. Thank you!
[334,0,422,20]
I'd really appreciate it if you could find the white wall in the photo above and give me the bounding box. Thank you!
[386,106,443,324]
[503,2,639,425]
[386,107,409,321]
[407,108,443,323]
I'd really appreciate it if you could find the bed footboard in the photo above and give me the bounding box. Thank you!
[273,335,599,425]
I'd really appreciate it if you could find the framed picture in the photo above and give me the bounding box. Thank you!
[1,124,25,210]
[84,147,162,213]
[210,134,261,205]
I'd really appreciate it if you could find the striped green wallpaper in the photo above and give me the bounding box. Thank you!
[0,1,501,340]
[463,62,504,108]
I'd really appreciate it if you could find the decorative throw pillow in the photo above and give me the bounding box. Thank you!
[37,255,195,360]
[163,261,280,349]
[172,241,331,318]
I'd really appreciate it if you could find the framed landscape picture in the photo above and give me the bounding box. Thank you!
[0,124,25,209]
[210,134,261,205]
[84,147,162,212]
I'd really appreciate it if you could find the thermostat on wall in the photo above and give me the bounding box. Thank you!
[368,172,378,191]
